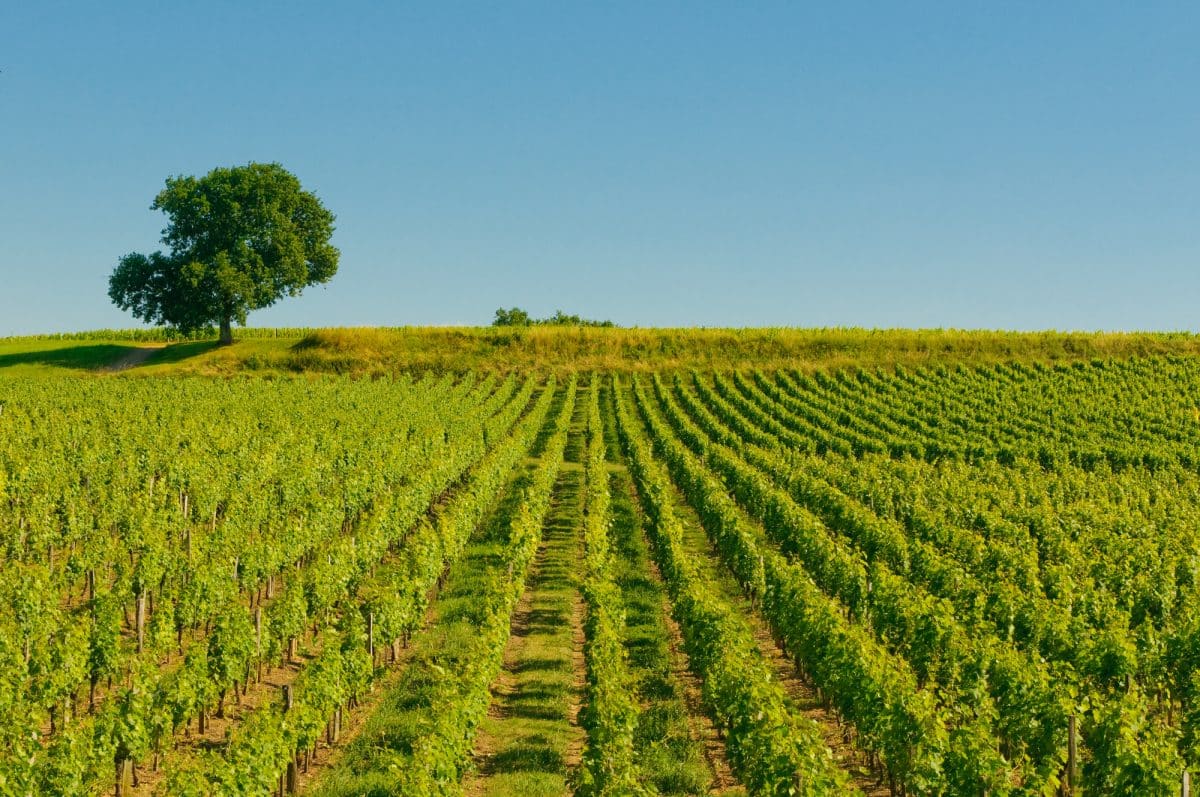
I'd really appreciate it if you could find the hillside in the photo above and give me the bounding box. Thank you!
[4,326,1200,376]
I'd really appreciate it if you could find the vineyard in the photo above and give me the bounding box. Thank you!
[4,356,1200,795]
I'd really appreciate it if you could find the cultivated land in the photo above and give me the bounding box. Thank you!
[3,328,1200,795]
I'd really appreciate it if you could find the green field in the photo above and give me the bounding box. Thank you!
[2,329,1199,795]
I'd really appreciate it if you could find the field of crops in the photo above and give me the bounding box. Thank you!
[4,357,1200,795]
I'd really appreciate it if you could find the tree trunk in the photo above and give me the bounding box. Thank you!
[219,316,233,345]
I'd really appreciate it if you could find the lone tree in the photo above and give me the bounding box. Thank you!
[109,162,339,345]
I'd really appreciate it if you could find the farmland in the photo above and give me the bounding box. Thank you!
[3,331,1200,795]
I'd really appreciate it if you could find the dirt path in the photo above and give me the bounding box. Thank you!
[101,345,166,372]
[465,412,587,796]
[565,586,587,770]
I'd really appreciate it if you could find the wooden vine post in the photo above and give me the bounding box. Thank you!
[255,606,263,681]
[114,758,132,797]
[282,684,298,793]
[367,611,375,663]
[1062,714,1077,796]
[135,592,146,653]
[181,492,191,559]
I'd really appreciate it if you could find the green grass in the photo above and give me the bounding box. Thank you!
[465,393,587,796]
[133,338,279,375]
[0,339,151,374]
[0,338,221,376]
[130,340,222,370]
[466,466,584,795]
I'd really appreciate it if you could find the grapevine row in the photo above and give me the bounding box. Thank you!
[611,375,857,796]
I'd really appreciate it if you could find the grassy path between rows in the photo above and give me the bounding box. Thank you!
[465,387,588,795]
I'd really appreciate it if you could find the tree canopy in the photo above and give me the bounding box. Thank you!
[493,307,614,327]
[109,163,339,344]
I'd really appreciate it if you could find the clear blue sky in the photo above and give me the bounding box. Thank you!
[1,2,1197,334]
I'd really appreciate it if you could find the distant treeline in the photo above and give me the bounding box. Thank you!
[492,307,615,327]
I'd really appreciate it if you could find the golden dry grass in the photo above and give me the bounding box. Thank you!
[272,326,1200,375]
[7,326,1200,377]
